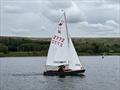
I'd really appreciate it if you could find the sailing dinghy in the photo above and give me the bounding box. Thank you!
[44,11,85,76]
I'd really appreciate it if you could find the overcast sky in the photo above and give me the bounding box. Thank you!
[0,0,120,38]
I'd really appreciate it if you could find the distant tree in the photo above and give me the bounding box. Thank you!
[92,43,100,53]
[105,44,110,53]
[18,43,49,52]
[112,44,120,52]
[0,44,8,54]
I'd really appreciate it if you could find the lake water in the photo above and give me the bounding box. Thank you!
[0,56,119,90]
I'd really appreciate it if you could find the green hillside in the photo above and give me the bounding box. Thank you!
[0,36,120,57]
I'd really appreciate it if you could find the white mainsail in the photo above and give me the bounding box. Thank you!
[46,13,69,66]
[46,12,83,70]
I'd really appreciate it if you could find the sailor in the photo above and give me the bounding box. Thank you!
[58,65,65,72]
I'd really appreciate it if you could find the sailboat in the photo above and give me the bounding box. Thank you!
[44,11,85,76]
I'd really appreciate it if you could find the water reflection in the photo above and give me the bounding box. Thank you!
[58,74,85,78]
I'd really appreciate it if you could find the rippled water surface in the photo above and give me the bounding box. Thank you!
[0,56,119,90]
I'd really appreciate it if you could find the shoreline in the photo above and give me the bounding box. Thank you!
[0,55,119,58]
[0,52,119,57]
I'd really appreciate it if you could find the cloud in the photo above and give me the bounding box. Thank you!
[50,0,72,9]
[105,20,119,27]
[0,0,119,37]
[105,0,120,4]
[3,5,24,14]
[10,28,30,36]
[41,0,86,23]
[77,20,120,37]
[75,0,120,23]
[40,26,47,31]
[75,0,119,6]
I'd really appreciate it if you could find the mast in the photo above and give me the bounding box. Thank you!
[63,11,69,48]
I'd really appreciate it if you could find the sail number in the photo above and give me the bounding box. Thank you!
[51,35,65,47]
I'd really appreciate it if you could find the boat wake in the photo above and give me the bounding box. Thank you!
[1,73,85,78]
[2,72,43,76]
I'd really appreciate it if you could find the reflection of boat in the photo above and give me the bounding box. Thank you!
[44,11,85,76]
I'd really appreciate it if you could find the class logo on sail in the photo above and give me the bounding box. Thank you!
[57,20,64,34]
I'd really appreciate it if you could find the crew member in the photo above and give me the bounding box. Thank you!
[58,65,65,72]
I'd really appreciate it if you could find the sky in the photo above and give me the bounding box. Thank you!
[0,0,120,38]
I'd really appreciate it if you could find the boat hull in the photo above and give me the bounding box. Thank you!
[43,69,85,76]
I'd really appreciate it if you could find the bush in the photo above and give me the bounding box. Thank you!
[0,44,8,54]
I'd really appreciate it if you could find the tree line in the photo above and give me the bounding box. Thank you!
[0,36,120,56]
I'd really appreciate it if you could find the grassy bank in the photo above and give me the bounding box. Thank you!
[0,51,47,57]
[0,36,120,57]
